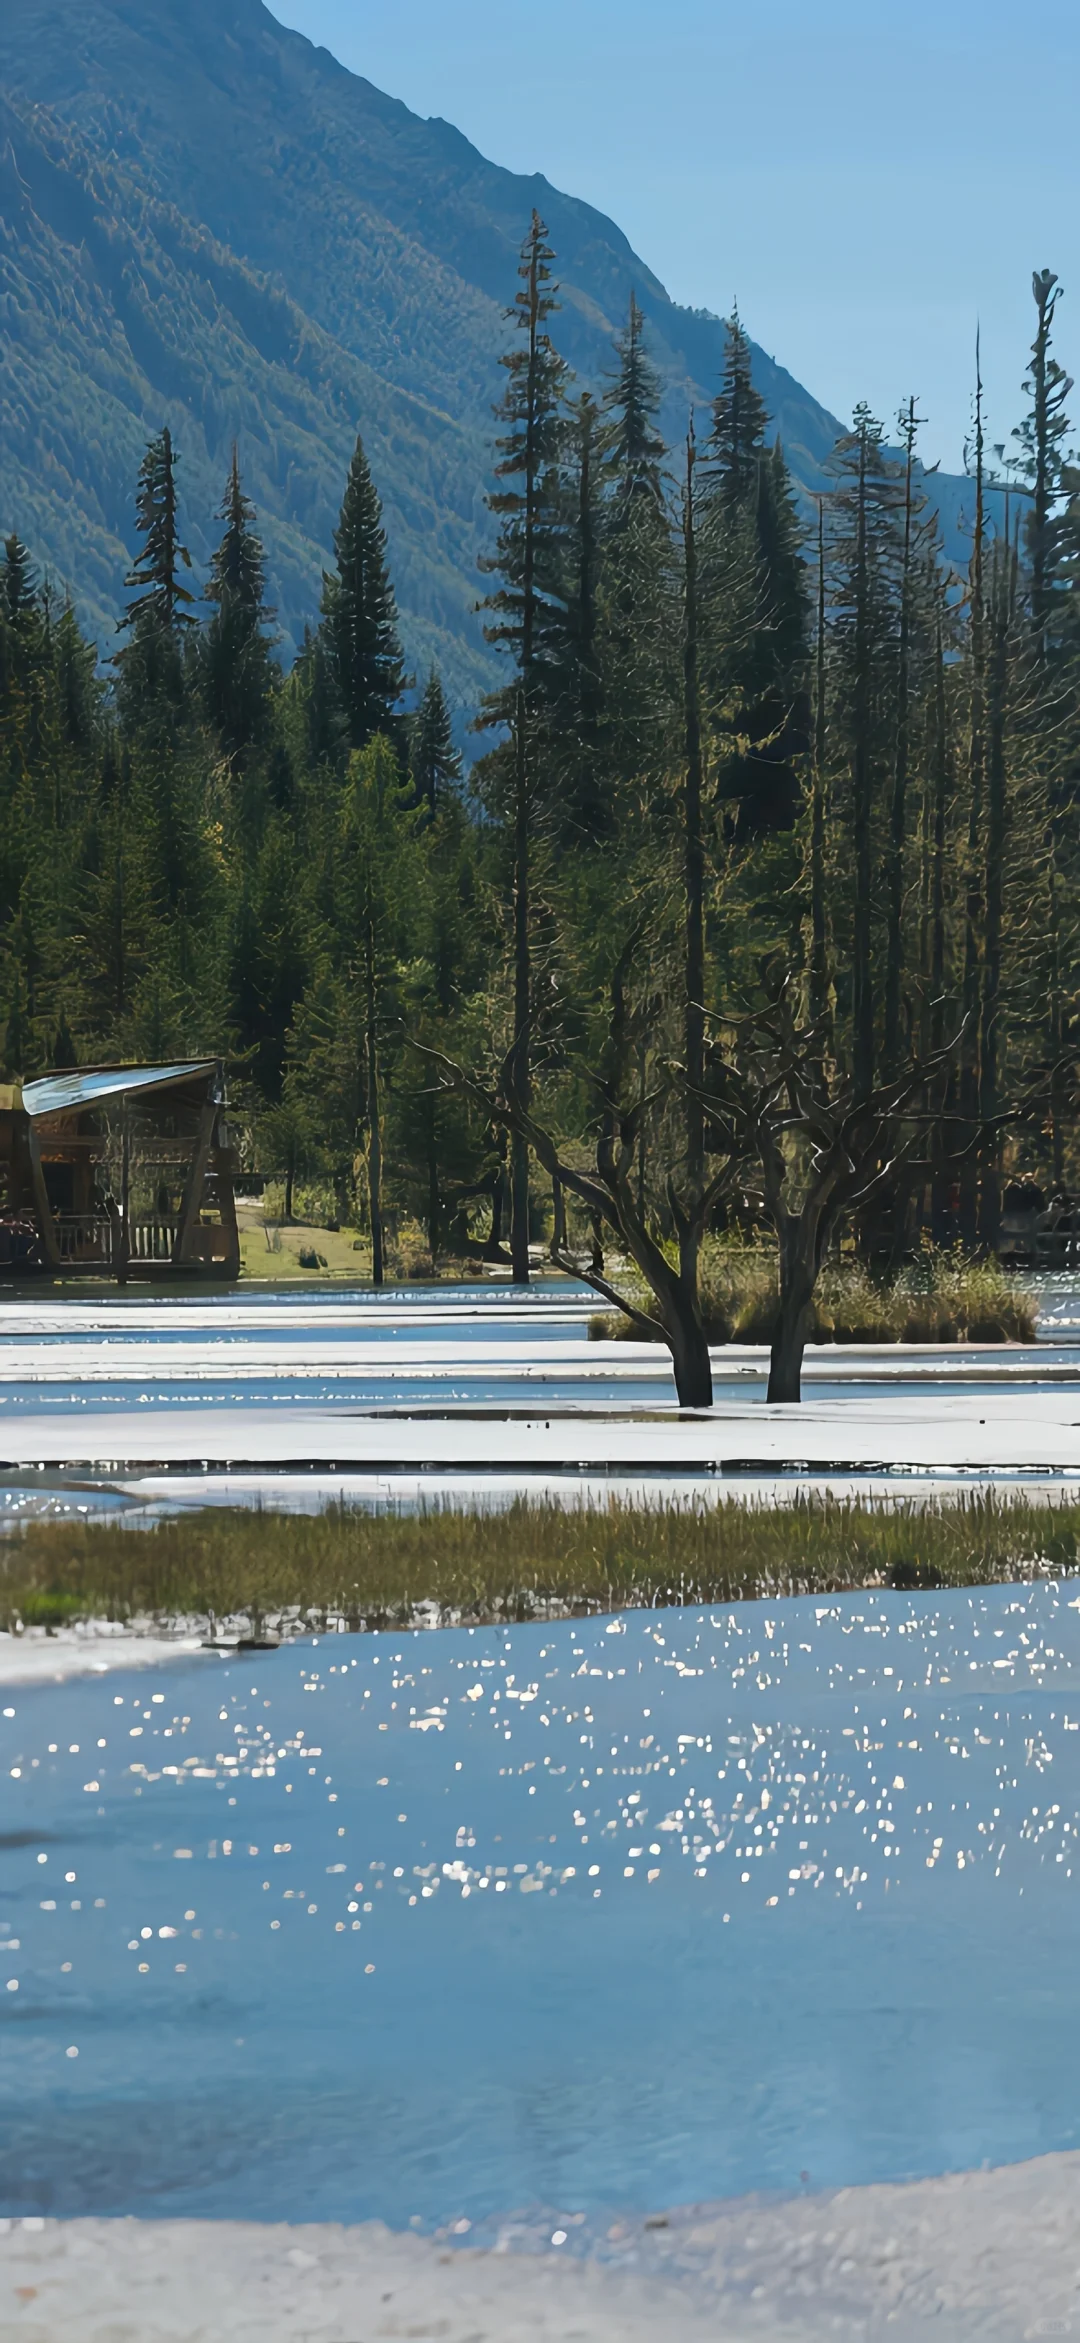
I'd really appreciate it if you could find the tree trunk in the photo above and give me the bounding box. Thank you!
[511,689,531,1284]
[484,1158,509,1261]
[284,1159,294,1224]
[767,1296,811,1403]
[809,498,830,1037]
[884,401,916,1075]
[117,1111,130,1289]
[852,423,875,1098]
[767,1219,817,1403]
[927,611,951,1238]
[636,1036,648,1222]
[666,1302,713,1408]
[682,426,706,1197]
[1048,823,1066,1187]
[426,1098,440,1266]
[978,542,1012,1251]
[364,908,384,1288]
[959,350,986,1249]
[550,1170,567,1261]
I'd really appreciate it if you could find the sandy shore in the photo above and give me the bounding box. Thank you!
[4,2151,1080,2341]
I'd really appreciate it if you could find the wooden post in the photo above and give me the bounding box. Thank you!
[26,1124,61,1272]
[212,1129,241,1279]
[174,1096,218,1268]
[117,1107,130,1285]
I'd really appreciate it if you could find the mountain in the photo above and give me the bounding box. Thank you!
[0,0,976,706]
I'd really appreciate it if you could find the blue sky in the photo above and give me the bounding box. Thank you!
[269,0,1078,477]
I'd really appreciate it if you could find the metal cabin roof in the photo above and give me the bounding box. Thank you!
[21,1061,222,1121]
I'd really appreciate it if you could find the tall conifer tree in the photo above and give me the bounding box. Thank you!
[121,428,195,638]
[322,433,406,752]
[2,536,39,630]
[479,210,569,1279]
[702,313,809,830]
[1013,270,1072,665]
[596,298,675,798]
[827,404,906,1092]
[604,294,666,515]
[410,669,462,815]
[202,447,277,758]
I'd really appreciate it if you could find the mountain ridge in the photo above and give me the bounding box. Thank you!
[0,0,974,704]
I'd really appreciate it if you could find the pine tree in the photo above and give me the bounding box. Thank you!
[978,523,1020,1244]
[1013,270,1073,665]
[290,626,348,769]
[479,209,570,724]
[827,403,906,1094]
[342,737,422,1283]
[409,669,462,815]
[708,309,771,515]
[883,397,930,1074]
[596,299,676,799]
[554,390,608,840]
[479,209,571,1280]
[756,439,810,681]
[2,535,39,629]
[121,428,196,637]
[807,497,830,1035]
[209,445,270,616]
[202,447,277,759]
[321,432,406,753]
[604,294,666,515]
[52,602,101,757]
[701,314,809,832]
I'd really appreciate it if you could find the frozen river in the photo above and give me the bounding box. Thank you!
[0,1274,1079,1518]
[3,1577,1080,2226]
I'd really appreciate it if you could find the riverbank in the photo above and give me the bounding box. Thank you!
[4,2146,1079,2340]
[1,1488,1079,1643]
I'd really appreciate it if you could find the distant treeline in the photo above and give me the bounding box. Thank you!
[1,228,1078,1306]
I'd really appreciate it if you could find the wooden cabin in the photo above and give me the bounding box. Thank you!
[0,1060,240,1280]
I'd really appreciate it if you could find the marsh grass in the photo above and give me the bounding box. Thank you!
[594,1246,1038,1346]
[0,1491,1075,1638]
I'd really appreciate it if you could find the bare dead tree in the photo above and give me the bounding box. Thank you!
[696,974,960,1401]
[419,931,740,1408]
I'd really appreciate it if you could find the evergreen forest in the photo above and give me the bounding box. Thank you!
[2,222,1078,1398]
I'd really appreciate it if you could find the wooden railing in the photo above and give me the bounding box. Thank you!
[55,1215,115,1264]
[129,1219,182,1261]
[54,1216,182,1264]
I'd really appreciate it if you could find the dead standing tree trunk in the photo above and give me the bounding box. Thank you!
[419,939,736,1409]
[698,978,959,1403]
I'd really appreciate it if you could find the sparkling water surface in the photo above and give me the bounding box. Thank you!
[3,1580,1080,2226]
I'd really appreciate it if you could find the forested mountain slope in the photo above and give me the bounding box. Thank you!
[0,0,975,697]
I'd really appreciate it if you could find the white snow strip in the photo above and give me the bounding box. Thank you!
[0,1335,1072,1383]
[4,2148,1080,2339]
[2,1387,1080,1471]
[0,1625,206,1685]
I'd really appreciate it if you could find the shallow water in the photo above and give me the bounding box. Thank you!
[0,1273,1074,1517]
[3,1580,1080,2225]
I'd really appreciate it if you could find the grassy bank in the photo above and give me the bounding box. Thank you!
[594,1247,1038,1346]
[0,1493,1076,1638]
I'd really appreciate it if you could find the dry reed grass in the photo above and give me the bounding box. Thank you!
[595,1247,1038,1346]
[0,1490,1073,1638]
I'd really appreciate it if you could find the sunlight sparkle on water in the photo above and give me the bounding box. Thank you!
[2,1580,1080,2225]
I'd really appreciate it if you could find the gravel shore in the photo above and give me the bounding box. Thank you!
[4,2149,1080,2341]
